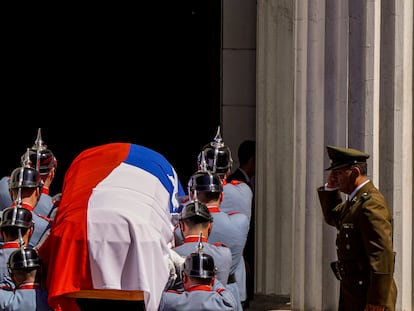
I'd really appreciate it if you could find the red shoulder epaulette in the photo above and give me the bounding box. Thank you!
[37,214,51,223]
[213,241,229,248]
[229,180,243,185]
[216,288,226,294]
[228,211,241,215]
[165,289,183,294]
[0,285,13,291]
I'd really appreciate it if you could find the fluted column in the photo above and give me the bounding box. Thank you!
[379,1,413,309]
[256,0,413,310]
[256,0,295,296]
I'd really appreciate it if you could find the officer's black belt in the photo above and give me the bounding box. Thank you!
[330,260,363,281]
[227,273,236,284]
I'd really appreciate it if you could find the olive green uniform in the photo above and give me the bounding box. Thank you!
[318,181,397,311]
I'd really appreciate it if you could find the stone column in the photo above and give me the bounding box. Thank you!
[256,0,413,310]
[256,0,295,296]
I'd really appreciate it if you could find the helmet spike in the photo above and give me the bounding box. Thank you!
[34,128,44,172]
[18,167,25,189]
[33,128,47,150]
[194,196,200,215]
[212,126,224,148]
[15,188,23,206]
[20,242,28,267]
[199,151,208,172]
[21,148,32,168]
[18,227,24,248]
[197,126,233,177]
[197,231,204,254]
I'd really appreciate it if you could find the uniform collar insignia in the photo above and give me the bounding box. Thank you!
[351,196,358,204]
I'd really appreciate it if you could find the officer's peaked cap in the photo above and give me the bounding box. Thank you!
[325,145,369,171]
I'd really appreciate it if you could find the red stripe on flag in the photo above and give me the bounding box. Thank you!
[39,143,130,310]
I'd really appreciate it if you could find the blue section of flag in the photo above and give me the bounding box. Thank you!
[124,144,185,213]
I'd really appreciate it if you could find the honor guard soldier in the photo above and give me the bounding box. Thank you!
[0,206,34,281]
[0,128,59,220]
[159,242,237,311]
[8,155,51,247]
[173,200,232,287]
[22,128,59,219]
[184,168,249,311]
[317,145,397,311]
[197,127,253,306]
[0,247,52,310]
[197,127,253,219]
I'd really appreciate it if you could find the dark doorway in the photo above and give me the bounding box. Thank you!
[2,2,222,195]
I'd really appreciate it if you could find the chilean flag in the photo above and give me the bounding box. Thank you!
[38,143,185,311]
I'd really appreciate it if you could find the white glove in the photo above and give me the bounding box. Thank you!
[164,248,185,290]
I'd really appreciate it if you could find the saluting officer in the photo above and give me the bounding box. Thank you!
[317,145,397,311]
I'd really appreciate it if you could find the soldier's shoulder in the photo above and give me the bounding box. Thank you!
[360,192,371,201]
[360,188,390,210]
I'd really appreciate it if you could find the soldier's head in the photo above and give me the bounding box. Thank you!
[183,250,216,286]
[9,166,42,190]
[1,206,33,229]
[8,166,43,203]
[187,170,223,204]
[21,128,57,177]
[25,148,57,176]
[325,145,370,194]
[179,200,213,237]
[197,126,233,179]
[8,247,41,286]
[0,206,34,243]
[237,139,256,178]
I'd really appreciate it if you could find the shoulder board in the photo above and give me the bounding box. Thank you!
[0,285,13,291]
[37,214,51,222]
[229,180,243,185]
[361,192,371,201]
[216,288,226,294]
[213,241,229,248]
[165,289,183,294]
[228,211,241,215]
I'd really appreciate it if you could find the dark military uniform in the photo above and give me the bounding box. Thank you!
[318,145,397,311]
